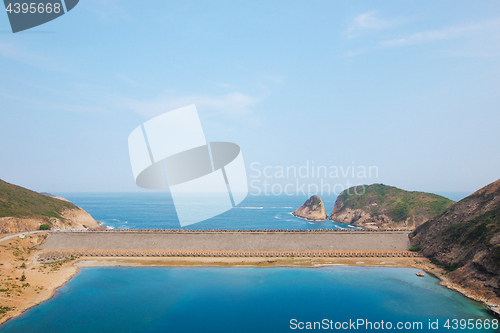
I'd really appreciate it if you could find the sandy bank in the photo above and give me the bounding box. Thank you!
[0,233,78,325]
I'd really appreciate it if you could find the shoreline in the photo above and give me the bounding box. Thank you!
[0,266,81,325]
[1,232,499,326]
[2,252,499,326]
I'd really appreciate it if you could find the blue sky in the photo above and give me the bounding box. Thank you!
[0,0,499,195]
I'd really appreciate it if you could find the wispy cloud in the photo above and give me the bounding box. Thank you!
[380,19,500,48]
[0,42,44,63]
[344,18,500,57]
[345,11,393,38]
[119,91,265,119]
[0,41,72,72]
[86,0,132,22]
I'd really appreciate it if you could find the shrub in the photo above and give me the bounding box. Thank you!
[39,224,50,230]
[409,246,419,251]
[0,306,13,315]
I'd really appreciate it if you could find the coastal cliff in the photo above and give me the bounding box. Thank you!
[330,184,454,230]
[410,179,500,303]
[292,195,328,220]
[0,179,102,233]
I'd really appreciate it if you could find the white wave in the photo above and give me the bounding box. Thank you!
[268,207,294,209]
[236,207,264,209]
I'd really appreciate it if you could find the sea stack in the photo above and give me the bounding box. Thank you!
[292,195,328,220]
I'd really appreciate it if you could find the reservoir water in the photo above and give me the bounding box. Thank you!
[0,267,496,333]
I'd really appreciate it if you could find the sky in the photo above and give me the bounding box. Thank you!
[0,0,499,195]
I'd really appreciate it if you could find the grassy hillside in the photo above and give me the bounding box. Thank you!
[412,179,500,269]
[410,179,500,300]
[0,179,77,220]
[330,184,455,229]
[338,184,454,222]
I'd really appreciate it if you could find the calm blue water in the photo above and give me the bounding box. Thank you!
[0,267,496,333]
[56,193,354,230]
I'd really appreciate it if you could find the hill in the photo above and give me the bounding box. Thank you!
[329,184,454,230]
[0,179,101,233]
[410,179,500,302]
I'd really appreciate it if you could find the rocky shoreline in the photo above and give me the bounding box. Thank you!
[417,261,500,316]
[2,243,498,325]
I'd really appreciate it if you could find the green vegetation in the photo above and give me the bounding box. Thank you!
[0,179,76,220]
[409,246,419,251]
[309,195,322,207]
[39,224,51,230]
[338,184,454,223]
[411,180,500,278]
[428,257,459,272]
[442,204,500,266]
[0,306,14,316]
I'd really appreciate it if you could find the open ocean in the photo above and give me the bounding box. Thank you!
[55,193,356,230]
[51,192,470,230]
[0,267,496,333]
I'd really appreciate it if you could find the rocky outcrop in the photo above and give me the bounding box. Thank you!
[410,179,500,302]
[0,207,102,233]
[292,195,327,220]
[330,184,454,230]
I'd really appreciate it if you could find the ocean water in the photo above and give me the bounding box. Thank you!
[0,267,496,333]
[56,193,354,230]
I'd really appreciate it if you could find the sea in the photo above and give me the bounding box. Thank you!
[54,192,354,230]
[2,191,493,333]
[52,191,470,230]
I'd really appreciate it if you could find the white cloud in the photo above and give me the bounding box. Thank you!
[0,41,72,72]
[118,91,266,119]
[344,18,500,57]
[0,42,43,63]
[345,11,393,38]
[87,0,132,22]
[380,19,500,48]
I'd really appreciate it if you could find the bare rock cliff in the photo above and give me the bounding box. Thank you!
[292,195,328,220]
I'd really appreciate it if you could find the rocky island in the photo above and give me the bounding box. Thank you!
[329,184,454,230]
[292,195,328,220]
[0,179,102,233]
[411,179,500,305]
